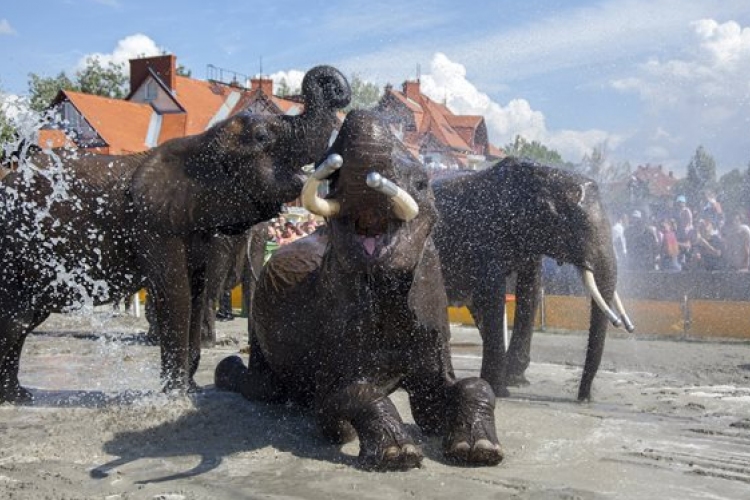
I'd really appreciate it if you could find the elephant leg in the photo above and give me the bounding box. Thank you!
[443,377,503,466]
[505,259,542,386]
[316,381,421,471]
[141,239,193,393]
[469,277,510,397]
[188,266,207,381]
[0,311,49,403]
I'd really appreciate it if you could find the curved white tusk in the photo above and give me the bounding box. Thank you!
[612,291,635,332]
[365,172,419,221]
[582,269,622,327]
[301,154,342,217]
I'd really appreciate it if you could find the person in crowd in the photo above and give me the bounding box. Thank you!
[276,223,300,246]
[611,213,627,263]
[691,218,725,271]
[674,195,694,266]
[300,213,320,235]
[658,218,681,272]
[701,188,724,229]
[624,210,659,271]
[722,211,750,272]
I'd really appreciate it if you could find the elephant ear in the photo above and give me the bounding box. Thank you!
[408,238,450,338]
[130,149,206,234]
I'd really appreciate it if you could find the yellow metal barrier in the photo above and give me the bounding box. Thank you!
[448,295,750,339]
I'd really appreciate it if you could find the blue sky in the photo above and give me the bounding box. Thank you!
[2,0,750,176]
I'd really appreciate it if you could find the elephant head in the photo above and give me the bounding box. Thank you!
[131,65,351,235]
[301,109,435,275]
[495,161,631,329]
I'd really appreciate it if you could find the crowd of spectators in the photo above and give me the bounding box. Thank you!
[266,213,322,246]
[614,189,750,273]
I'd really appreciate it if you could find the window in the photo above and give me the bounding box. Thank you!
[144,80,157,102]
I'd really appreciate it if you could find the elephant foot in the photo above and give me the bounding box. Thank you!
[444,378,503,467]
[161,375,199,395]
[359,442,423,472]
[505,372,530,387]
[0,384,34,405]
[214,355,247,393]
[445,438,503,466]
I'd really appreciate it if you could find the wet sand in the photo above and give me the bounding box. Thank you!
[1,311,749,499]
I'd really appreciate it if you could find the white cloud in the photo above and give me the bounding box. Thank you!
[420,53,617,162]
[0,19,16,35]
[612,18,750,170]
[267,70,305,94]
[76,34,164,76]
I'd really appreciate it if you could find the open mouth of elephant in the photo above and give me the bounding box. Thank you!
[351,214,400,259]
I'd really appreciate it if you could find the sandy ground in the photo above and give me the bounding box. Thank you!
[1,311,749,499]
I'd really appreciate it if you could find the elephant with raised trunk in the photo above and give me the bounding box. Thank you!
[432,158,633,401]
[215,110,502,471]
[0,65,351,403]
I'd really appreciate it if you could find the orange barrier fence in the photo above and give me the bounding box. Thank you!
[447,295,750,339]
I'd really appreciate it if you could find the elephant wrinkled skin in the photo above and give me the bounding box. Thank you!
[0,65,351,403]
[216,110,503,471]
[432,158,632,401]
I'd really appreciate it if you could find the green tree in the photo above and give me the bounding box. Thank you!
[275,77,294,97]
[176,64,191,77]
[27,71,75,112]
[503,135,564,165]
[27,56,128,111]
[347,74,382,111]
[685,145,717,209]
[718,168,744,219]
[75,57,127,99]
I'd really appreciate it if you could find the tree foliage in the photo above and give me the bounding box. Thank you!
[275,78,294,97]
[685,145,717,206]
[346,74,382,111]
[27,57,127,111]
[503,135,564,165]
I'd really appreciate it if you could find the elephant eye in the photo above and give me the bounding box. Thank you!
[253,127,272,144]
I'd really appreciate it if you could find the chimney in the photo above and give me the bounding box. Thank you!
[130,54,176,93]
[250,77,274,96]
[403,80,421,101]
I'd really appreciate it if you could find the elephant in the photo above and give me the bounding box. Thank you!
[199,230,251,345]
[215,110,503,471]
[431,157,633,401]
[0,65,351,403]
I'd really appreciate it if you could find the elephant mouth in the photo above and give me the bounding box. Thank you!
[347,215,400,259]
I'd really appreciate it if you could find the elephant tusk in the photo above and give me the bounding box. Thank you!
[582,269,622,328]
[612,291,635,333]
[301,154,342,217]
[365,172,419,221]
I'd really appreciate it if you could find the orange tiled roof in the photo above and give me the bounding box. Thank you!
[64,90,153,154]
[173,76,232,135]
[37,129,75,149]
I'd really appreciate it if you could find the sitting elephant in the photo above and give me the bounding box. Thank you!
[431,158,633,401]
[215,110,503,471]
[0,65,351,403]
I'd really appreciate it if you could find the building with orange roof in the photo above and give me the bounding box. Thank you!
[375,79,504,170]
[42,54,306,155]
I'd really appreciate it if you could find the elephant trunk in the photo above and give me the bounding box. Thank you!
[290,66,351,165]
[302,65,352,113]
